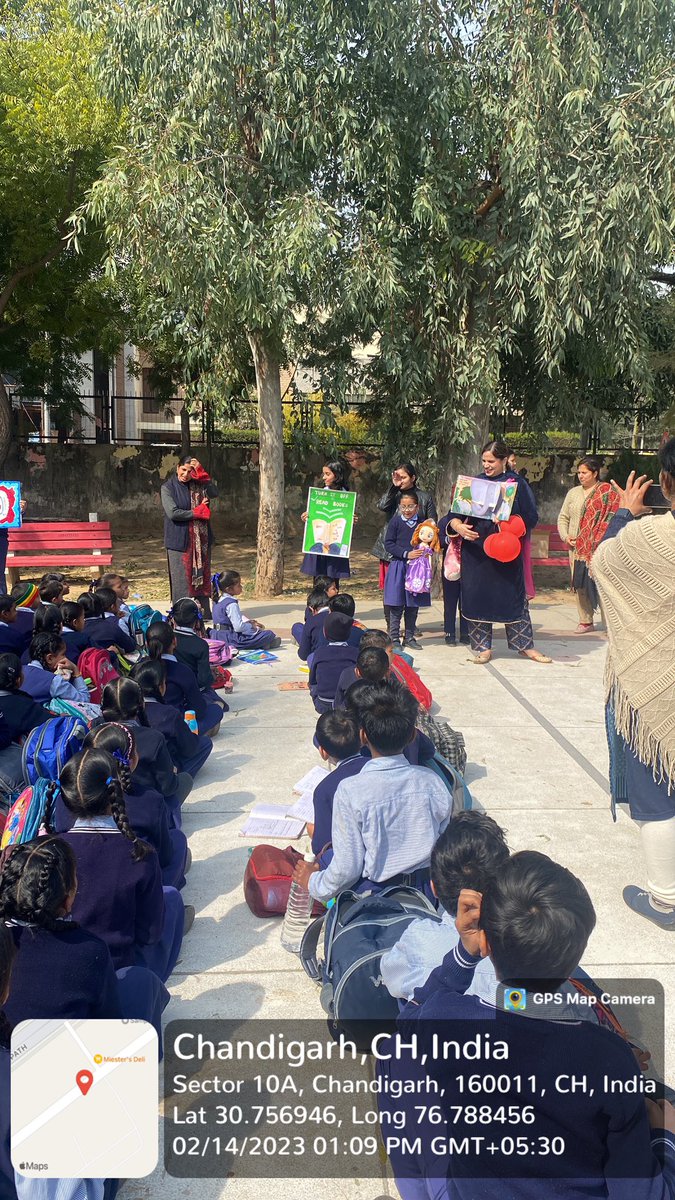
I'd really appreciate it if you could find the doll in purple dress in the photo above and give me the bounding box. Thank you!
[405,520,441,596]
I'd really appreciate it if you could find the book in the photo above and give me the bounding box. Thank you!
[293,765,329,795]
[451,474,518,523]
[239,804,305,839]
[237,650,279,664]
[287,792,316,823]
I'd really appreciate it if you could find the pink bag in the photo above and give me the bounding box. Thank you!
[208,639,234,666]
[443,537,462,581]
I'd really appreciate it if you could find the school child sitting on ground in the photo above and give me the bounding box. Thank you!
[343,677,436,766]
[334,644,390,710]
[363,627,433,710]
[327,593,365,647]
[0,595,27,656]
[22,631,92,705]
[59,747,192,981]
[60,600,93,662]
[10,582,39,641]
[78,722,190,891]
[99,571,133,637]
[100,677,193,826]
[211,570,281,651]
[39,578,67,606]
[381,811,509,1002]
[0,652,51,740]
[78,591,125,653]
[309,612,360,714]
[40,571,70,597]
[291,577,338,648]
[295,587,330,659]
[309,709,367,867]
[146,621,223,738]
[0,836,169,1036]
[131,658,213,779]
[293,681,451,903]
[169,597,233,704]
[94,586,137,655]
[388,854,675,1199]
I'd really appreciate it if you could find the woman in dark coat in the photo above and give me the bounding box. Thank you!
[161,455,218,617]
[372,461,437,628]
[450,440,551,665]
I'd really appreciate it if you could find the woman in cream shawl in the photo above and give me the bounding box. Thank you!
[592,439,675,929]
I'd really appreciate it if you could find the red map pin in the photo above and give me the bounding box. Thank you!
[76,1070,94,1096]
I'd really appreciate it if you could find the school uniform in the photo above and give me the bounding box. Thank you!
[297,607,330,662]
[12,607,35,641]
[162,654,223,737]
[0,621,29,656]
[144,696,212,779]
[99,613,137,655]
[0,688,51,740]
[0,1045,14,1200]
[309,642,359,714]
[62,625,94,662]
[21,662,91,705]
[438,512,470,644]
[384,512,430,643]
[311,753,367,865]
[211,595,278,651]
[333,664,357,710]
[61,816,184,982]
[119,718,193,827]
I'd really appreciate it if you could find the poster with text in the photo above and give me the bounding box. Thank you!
[302,487,356,559]
[0,482,22,529]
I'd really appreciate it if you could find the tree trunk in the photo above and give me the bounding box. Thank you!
[435,402,491,518]
[0,376,14,472]
[248,329,285,596]
[180,402,192,455]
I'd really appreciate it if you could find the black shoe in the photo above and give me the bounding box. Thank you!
[269,636,282,649]
[445,635,457,646]
[182,904,196,935]
[403,637,422,650]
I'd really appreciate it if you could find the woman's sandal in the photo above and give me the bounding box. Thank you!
[519,649,553,663]
[471,651,492,664]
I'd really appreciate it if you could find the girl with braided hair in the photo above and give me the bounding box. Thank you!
[59,749,191,982]
[100,678,193,825]
[146,620,222,737]
[131,657,213,779]
[0,652,51,742]
[22,631,92,705]
[61,600,93,662]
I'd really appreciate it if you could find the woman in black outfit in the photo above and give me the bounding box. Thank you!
[371,461,437,630]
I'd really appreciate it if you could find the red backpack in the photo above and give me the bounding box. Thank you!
[78,648,119,704]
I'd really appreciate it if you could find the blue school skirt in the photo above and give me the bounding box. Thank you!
[301,552,351,580]
[383,559,431,609]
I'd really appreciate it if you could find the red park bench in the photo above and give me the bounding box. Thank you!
[531,523,569,569]
[6,521,113,587]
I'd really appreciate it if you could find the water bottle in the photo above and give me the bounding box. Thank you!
[184,709,198,734]
[280,853,315,954]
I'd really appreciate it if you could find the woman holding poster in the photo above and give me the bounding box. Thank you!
[450,440,551,665]
[300,460,354,582]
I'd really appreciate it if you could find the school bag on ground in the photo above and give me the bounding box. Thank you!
[78,648,119,705]
[425,753,473,817]
[0,780,56,853]
[300,885,441,1051]
[22,716,87,785]
[416,709,467,775]
[208,639,234,667]
[129,605,165,646]
[244,844,324,918]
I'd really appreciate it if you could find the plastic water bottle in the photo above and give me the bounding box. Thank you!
[184,709,198,734]
[280,853,315,954]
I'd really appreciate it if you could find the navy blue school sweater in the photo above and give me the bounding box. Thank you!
[391,943,675,1198]
[13,607,35,640]
[334,665,358,710]
[84,614,135,654]
[121,719,181,797]
[298,608,330,661]
[55,780,174,870]
[162,654,210,721]
[61,818,164,969]
[173,627,212,690]
[2,923,122,1025]
[62,625,94,662]
[309,643,359,710]
[0,621,29,656]
[0,688,51,741]
[100,612,137,654]
[311,753,367,859]
[144,696,207,768]
[0,1048,14,1200]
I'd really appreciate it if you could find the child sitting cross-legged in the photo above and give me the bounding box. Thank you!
[334,643,390,710]
[309,709,367,867]
[131,657,213,780]
[146,620,223,739]
[22,631,92,705]
[385,853,675,1199]
[293,680,452,903]
[327,593,365,647]
[343,677,435,767]
[308,611,359,714]
[211,570,281,651]
[296,588,331,662]
[0,595,27,656]
[60,600,93,662]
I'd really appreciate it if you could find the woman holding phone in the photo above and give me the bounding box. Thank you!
[161,455,218,616]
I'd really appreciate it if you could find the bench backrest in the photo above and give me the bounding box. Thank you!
[8,522,112,551]
[538,524,567,555]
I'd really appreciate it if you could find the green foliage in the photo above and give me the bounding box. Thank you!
[606,448,661,483]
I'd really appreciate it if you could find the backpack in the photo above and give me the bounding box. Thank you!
[48,696,102,726]
[244,844,325,918]
[208,639,234,666]
[22,716,87,785]
[78,649,119,705]
[129,606,165,647]
[0,780,56,852]
[416,709,467,775]
[425,753,473,817]
[300,886,440,1051]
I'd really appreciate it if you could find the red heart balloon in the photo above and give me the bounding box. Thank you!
[500,514,526,539]
[485,531,521,562]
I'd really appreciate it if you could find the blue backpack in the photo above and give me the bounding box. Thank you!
[128,606,165,646]
[22,716,88,785]
[300,886,440,1051]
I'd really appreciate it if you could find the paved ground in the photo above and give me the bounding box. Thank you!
[129,593,674,1200]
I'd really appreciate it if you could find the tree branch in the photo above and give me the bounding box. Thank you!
[650,270,675,287]
[0,155,79,319]
[475,182,504,221]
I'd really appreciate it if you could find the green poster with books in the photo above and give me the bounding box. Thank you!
[301,487,356,559]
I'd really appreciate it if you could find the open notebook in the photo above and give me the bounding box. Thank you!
[239,767,329,838]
